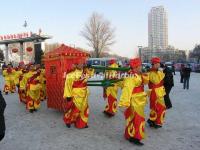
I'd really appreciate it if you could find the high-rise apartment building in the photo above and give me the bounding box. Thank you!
[148,6,168,50]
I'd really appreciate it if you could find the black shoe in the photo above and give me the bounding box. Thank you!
[84,125,89,128]
[147,119,155,127]
[66,124,71,128]
[103,111,114,117]
[153,124,162,129]
[33,109,38,112]
[0,132,5,141]
[166,106,172,109]
[5,92,8,95]
[129,138,144,146]
[29,110,34,113]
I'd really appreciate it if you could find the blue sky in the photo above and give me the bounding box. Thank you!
[0,0,200,58]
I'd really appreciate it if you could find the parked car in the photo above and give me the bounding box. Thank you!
[87,58,122,73]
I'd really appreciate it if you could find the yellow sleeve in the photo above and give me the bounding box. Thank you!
[20,74,28,90]
[2,70,8,77]
[14,71,21,85]
[63,72,75,98]
[119,77,135,107]
[30,76,42,91]
[30,84,41,91]
[149,71,164,84]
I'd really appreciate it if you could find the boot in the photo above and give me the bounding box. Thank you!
[29,109,34,113]
[147,119,155,127]
[153,124,162,129]
[66,124,71,128]
[0,132,5,141]
[103,111,114,117]
[129,138,144,146]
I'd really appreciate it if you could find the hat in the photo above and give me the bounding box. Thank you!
[109,59,116,65]
[129,58,142,68]
[151,57,161,64]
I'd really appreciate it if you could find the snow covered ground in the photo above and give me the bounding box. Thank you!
[0,73,200,150]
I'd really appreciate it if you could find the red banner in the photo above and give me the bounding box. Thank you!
[0,32,32,41]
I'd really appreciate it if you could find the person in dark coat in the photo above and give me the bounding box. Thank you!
[180,64,185,83]
[0,90,6,141]
[2,62,7,71]
[161,64,174,109]
[172,65,176,75]
[183,64,192,90]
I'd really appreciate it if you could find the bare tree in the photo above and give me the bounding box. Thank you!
[190,44,200,63]
[81,12,115,58]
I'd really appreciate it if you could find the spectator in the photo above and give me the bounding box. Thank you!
[180,64,185,83]
[183,64,192,90]
[0,90,6,141]
[161,64,174,109]
[2,62,7,70]
[172,65,176,75]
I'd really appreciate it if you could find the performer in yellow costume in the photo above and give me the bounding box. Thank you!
[20,64,42,113]
[19,65,29,103]
[63,63,94,129]
[14,62,26,103]
[147,57,166,128]
[14,62,24,88]
[39,66,46,101]
[3,64,16,94]
[35,64,46,101]
[103,59,119,117]
[119,58,149,146]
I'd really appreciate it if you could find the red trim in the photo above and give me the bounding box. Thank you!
[104,94,117,115]
[132,85,144,93]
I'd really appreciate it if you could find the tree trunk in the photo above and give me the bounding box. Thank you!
[95,48,100,58]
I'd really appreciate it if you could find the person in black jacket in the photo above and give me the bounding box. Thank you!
[180,64,185,83]
[183,64,192,90]
[161,64,174,109]
[0,90,6,141]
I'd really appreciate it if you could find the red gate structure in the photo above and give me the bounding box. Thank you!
[44,44,90,111]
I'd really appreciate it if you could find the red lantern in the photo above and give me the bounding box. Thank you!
[26,47,33,52]
[12,48,18,53]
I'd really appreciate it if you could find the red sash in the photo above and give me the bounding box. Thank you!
[72,79,87,88]
[149,81,163,89]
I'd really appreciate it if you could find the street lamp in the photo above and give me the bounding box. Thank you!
[138,46,142,60]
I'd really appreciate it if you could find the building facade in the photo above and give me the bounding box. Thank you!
[148,6,168,51]
[140,47,186,63]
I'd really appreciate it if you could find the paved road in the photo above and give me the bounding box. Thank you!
[0,73,200,150]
